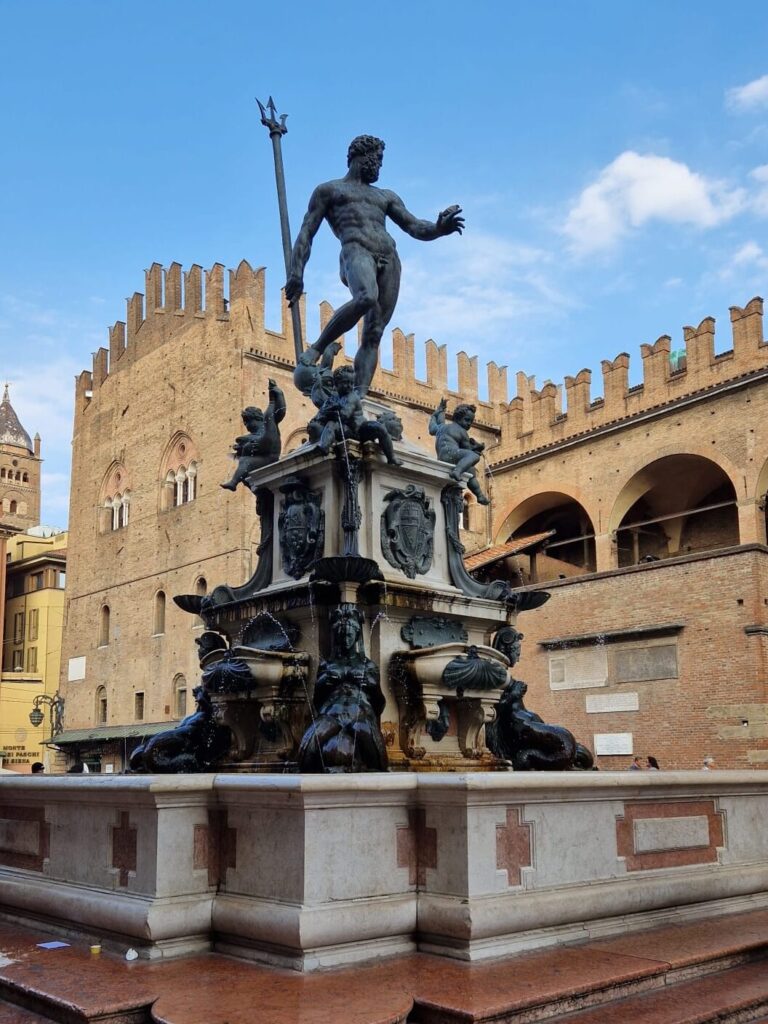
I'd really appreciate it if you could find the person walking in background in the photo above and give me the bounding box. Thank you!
[629,756,642,770]
[30,762,44,774]
[702,755,716,770]
[646,756,660,770]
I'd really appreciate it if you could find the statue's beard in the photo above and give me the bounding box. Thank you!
[360,155,381,183]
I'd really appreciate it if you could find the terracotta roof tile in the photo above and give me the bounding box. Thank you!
[464,530,555,571]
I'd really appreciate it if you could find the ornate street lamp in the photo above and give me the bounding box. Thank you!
[29,692,64,739]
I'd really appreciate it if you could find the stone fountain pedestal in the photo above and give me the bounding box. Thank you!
[194,438,513,772]
[1,771,766,969]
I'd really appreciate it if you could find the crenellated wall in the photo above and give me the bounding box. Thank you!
[494,297,765,463]
[75,260,508,431]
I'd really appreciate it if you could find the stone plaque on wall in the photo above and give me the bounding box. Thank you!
[594,732,633,755]
[68,656,86,681]
[615,644,678,683]
[586,692,640,714]
[549,647,608,690]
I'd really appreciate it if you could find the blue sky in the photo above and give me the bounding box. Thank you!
[1,0,767,524]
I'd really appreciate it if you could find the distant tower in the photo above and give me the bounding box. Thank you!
[0,384,41,532]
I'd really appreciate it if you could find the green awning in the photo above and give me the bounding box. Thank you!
[48,722,173,747]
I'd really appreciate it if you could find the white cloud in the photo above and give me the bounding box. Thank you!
[563,151,745,255]
[394,233,575,350]
[718,240,768,282]
[726,74,768,112]
[751,164,768,216]
[0,294,104,527]
[304,231,575,370]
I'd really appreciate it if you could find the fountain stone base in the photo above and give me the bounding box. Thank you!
[0,772,766,970]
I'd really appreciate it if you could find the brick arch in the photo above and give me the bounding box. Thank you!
[755,456,768,506]
[159,431,200,477]
[494,481,598,544]
[607,444,744,535]
[283,427,308,454]
[99,460,129,504]
[2,490,23,513]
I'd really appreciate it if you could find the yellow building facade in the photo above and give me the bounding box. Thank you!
[0,529,66,771]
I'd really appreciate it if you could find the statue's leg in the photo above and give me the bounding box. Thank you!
[302,246,378,365]
[467,471,491,505]
[358,422,402,466]
[354,255,401,396]
[317,421,337,454]
[451,450,480,481]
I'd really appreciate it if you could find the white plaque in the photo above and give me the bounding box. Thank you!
[549,648,608,690]
[586,693,640,714]
[634,816,710,853]
[594,732,633,755]
[67,656,86,682]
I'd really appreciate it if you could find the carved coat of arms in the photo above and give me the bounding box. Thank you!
[278,476,325,579]
[380,485,435,578]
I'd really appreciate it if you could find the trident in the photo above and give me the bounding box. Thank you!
[257,96,304,363]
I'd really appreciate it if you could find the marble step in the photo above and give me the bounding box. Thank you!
[541,960,768,1024]
[0,1003,58,1024]
[4,909,768,1024]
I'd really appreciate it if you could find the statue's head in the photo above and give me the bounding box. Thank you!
[331,603,364,655]
[376,410,403,441]
[242,406,265,430]
[347,135,385,183]
[494,626,524,667]
[333,364,356,395]
[453,403,477,428]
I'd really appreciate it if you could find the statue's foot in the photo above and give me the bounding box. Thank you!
[220,481,237,491]
[477,495,491,505]
[449,469,463,481]
[387,456,404,467]
[298,346,322,367]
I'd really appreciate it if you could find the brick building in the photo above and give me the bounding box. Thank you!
[484,297,768,770]
[55,261,496,769]
[56,259,768,771]
[0,387,67,772]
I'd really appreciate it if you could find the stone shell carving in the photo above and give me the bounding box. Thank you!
[278,475,325,580]
[442,646,509,692]
[380,484,435,578]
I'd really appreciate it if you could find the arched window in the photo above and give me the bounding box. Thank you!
[153,590,166,635]
[9,500,17,514]
[461,496,471,531]
[195,576,207,596]
[173,673,187,718]
[96,686,108,725]
[185,462,197,502]
[99,605,110,647]
[100,463,131,533]
[160,433,200,511]
[0,468,5,478]
[22,472,28,483]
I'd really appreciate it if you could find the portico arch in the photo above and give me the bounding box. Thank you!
[609,453,739,567]
[496,489,597,579]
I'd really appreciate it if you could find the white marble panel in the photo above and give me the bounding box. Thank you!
[549,648,608,690]
[594,732,633,755]
[586,693,639,713]
[67,656,86,681]
[634,816,710,853]
[0,820,39,855]
[522,800,627,887]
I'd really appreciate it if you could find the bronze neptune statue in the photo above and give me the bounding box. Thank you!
[286,135,464,397]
